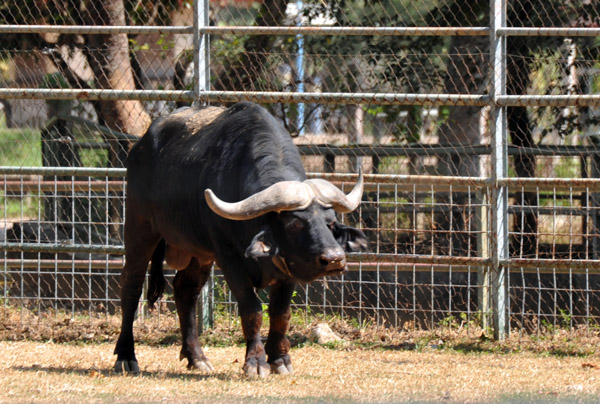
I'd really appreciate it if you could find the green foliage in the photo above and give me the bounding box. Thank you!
[0,116,42,167]
[78,147,109,168]
[558,308,573,329]
[0,193,40,219]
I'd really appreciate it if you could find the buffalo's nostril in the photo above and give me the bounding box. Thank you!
[318,249,346,271]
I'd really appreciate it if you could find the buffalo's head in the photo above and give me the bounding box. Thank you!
[204,172,368,282]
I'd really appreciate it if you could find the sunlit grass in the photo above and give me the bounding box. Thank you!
[0,116,42,167]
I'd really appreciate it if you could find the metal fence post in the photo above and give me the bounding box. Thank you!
[477,188,490,331]
[490,0,509,340]
[193,0,210,108]
[194,0,213,332]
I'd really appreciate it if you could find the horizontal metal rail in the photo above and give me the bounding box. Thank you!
[8,178,598,196]
[3,258,123,270]
[0,24,489,36]
[0,259,485,273]
[497,95,600,107]
[313,173,600,191]
[2,180,124,193]
[5,250,600,274]
[0,88,194,102]
[507,206,600,216]
[3,167,600,191]
[2,88,599,107]
[0,24,192,35]
[498,27,600,37]
[0,89,490,106]
[298,144,600,157]
[0,242,124,255]
[199,26,490,36]
[499,177,600,191]
[0,166,127,177]
[0,259,477,273]
[4,25,599,37]
[501,258,600,271]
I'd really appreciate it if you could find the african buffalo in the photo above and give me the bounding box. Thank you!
[114,102,367,378]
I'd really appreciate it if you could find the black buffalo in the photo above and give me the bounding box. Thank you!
[114,102,367,378]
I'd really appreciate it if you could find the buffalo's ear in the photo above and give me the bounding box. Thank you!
[333,223,369,252]
[245,228,279,260]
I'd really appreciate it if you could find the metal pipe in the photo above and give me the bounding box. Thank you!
[0,89,490,106]
[498,95,600,107]
[0,25,192,34]
[0,242,124,255]
[490,0,509,339]
[200,26,491,36]
[6,254,600,273]
[3,88,600,107]
[498,27,600,37]
[3,168,599,191]
[1,180,125,193]
[0,166,126,177]
[297,144,600,157]
[0,24,490,36]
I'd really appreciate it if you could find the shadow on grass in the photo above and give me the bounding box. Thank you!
[379,341,595,358]
[11,364,232,381]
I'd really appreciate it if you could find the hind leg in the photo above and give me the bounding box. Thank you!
[174,258,214,372]
[114,213,160,374]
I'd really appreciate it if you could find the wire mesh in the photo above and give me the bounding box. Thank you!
[0,0,600,336]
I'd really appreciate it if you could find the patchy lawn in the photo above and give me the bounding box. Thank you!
[2,307,600,403]
[1,340,600,404]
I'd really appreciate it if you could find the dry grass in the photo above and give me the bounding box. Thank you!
[2,341,600,403]
[2,307,600,403]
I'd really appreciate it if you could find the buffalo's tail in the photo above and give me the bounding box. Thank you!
[147,239,166,310]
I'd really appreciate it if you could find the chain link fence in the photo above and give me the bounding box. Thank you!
[1,0,600,337]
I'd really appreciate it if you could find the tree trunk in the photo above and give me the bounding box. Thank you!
[83,0,151,240]
[85,0,151,139]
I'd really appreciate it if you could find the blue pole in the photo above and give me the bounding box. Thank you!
[296,0,305,135]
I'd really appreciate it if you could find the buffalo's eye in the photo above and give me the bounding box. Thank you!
[285,218,305,233]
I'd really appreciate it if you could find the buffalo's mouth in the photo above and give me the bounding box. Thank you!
[326,266,348,277]
[277,254,348,282]
[310,265,348,281]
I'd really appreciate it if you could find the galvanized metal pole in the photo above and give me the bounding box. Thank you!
[296,0,305,135]
[477,188,490,331]
[193,0,210,107]
[490,0,509,339]
[193,0,212,331]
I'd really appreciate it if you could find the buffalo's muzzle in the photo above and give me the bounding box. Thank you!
[318,248,347,272]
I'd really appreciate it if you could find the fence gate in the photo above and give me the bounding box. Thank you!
[1,0,600,339]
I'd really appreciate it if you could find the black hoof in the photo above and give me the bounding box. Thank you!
[114,359,140,375]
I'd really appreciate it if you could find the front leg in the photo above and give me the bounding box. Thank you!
[240,308,270,378]
[222,266,270,378]
[265,281,295,374]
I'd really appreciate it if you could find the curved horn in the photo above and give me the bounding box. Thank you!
[205,181,314,221]
[304,169,364,213]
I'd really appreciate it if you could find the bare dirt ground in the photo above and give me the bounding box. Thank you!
[2,307,600,403]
